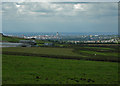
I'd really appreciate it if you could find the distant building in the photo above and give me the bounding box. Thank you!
[44,43,53,46]
[19,40,37,47]
[1,42,24,47]
[56,32,59,37]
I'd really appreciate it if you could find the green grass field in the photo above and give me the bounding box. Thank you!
[2,47,119,62]
[2,47,81,56]
[2,54,119,84]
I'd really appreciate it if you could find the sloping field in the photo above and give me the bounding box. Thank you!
[2,36,25,43]
[2,54,119,84]
[2,47,81,56]
[2,47,119,62]
[2,36,52,44]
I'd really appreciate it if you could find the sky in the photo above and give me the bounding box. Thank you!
[1,2,118,33]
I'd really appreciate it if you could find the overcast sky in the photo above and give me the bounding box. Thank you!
[2,2,118,33]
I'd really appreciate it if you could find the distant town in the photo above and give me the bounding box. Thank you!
[1,32,119,44]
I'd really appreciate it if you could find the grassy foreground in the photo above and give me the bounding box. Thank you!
[2,54,118,84]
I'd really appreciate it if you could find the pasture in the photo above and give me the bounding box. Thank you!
[2,46,119,84]
[2,54,119,84]
[2,47,119,62]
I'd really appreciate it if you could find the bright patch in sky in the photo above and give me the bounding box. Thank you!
[16,4,21,8]
[74,4,84,10]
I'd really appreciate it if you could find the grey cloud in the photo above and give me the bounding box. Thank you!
[2,2,118,32]
[2,2,118,18]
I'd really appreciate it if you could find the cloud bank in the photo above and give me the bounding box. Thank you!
[2,2,118,32]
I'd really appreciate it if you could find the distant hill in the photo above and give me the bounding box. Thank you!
[1,35,28,43]
[0,33,3,36]
[1,34,46,44]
